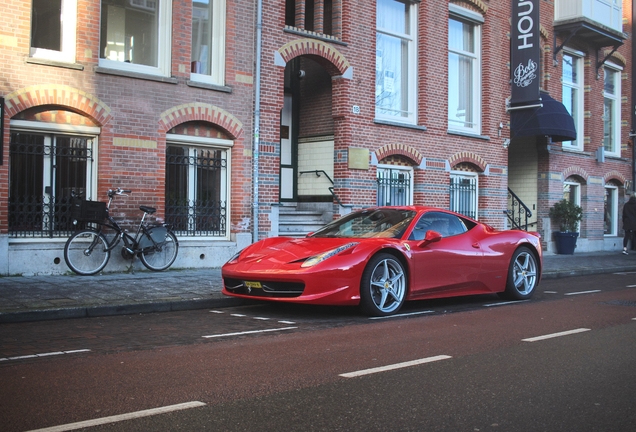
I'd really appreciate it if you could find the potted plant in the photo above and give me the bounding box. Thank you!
[549,199,583,254]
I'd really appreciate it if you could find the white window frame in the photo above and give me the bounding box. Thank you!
[166,134,232,239]
[30,0,77,63]
[10,120,100,238]
[563,180,581,232]
[375,0,418,124]
[448,5,482,135]
[376,164,414,206]
[450,170,478,220]
[604,185,618,236]
[561,50,584,150]
[603,63,622,157]
[190,0,226,85]
[99,0,173,77]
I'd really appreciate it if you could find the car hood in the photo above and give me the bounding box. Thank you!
[236,237,363,266]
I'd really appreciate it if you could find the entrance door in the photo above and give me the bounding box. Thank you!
[280,93,296,201]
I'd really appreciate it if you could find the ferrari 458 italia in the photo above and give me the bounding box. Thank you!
[222,207,542,316]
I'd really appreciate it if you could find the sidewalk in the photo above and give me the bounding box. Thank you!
[1,251,635,323]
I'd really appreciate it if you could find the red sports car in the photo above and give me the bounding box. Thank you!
[222,206,542,316]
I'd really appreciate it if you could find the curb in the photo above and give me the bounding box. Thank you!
[0,297,246,324]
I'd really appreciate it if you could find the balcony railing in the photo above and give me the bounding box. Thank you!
[555,0,623,34]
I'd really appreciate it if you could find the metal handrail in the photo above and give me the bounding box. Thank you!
[505,188,533,230]
[299,170,352,208]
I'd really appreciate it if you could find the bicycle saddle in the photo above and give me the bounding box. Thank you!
[140,206,156,214]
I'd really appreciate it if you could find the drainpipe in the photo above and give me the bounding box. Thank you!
[252,0,263,243]
[632,0,636,193]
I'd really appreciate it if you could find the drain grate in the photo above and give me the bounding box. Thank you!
[604,300,636,307]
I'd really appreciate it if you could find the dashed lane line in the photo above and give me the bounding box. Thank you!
[340,355,452,378]
[483,300,530,307]
[522,328,591,342]
[564,290,602,296]
[26,401,206,432]
[0,349,91,363]
[209,310,296,325]
[369,310,434,320]
[202,326,298,339]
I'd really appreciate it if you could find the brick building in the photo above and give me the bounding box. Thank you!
[0,0,255,275]
[0,0,634,275]
[256,0,633,255]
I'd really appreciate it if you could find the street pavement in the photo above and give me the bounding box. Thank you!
[1,251,635,323]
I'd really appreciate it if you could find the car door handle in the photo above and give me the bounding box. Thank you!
[472,242,480,249]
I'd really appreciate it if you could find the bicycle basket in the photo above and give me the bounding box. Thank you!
[71,199,107,223]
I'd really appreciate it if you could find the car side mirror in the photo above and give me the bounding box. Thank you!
[417,230,442,248]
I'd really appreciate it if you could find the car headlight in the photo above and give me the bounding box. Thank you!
[226,248,244,264]
[301,242,358,268]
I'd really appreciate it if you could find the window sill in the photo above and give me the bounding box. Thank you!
[447,129,490,141]
[186,80,232,93]
[95,67,178,84]
[374,119,426,131]
[26,57,84,71]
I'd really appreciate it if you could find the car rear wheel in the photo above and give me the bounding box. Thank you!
[502,246,538,300]
[360,253,407,316]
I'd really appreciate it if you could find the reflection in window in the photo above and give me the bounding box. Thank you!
[448,15,481,133]
[603,66,621,155]
[562,53,583,149]
[375,0,416,123]
[30,0,77,62]
[604,186,617,236]
[191,0,225,84]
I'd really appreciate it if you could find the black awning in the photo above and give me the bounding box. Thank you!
[510,92,576,142]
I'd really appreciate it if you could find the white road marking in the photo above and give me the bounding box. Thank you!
[0,349,90,362]
[230,313,246,317]
[369,310,434,320]
[253,317,270,320]
[627,285,636,288]
[565,290,601,296]
[522,328,591,342]
[202,326,297,338]
[26,401,206,432]
[209,310,224,314]
[543,291,558,294]
[339,355,452,378]
[278,320,296,324]
[484,300,530,307]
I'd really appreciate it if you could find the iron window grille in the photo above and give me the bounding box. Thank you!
[165,145,227,237]
[377,167,412,206]
[9,132,94,238]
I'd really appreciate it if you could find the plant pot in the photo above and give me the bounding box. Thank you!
[554,231,579,255]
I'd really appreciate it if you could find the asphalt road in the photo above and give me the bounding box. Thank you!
[1,272,635,431]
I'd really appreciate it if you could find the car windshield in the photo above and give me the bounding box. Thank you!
[310,209,417,239]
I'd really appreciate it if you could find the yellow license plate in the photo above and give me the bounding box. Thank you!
[245,281,262,289]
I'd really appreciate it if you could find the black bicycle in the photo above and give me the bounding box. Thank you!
[64,188,179,275]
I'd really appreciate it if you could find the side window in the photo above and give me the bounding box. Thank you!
[191,0,226,85]
[561,51,584,150]
[448,6,482,134]
[165,135,232,238]
[409,212,467,241]
[9,128,98,238]
[375,0,417,124]
[30,0,77,63]
[99,0,172,76]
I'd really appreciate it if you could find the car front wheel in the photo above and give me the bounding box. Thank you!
[360,253,407,316]
[503,246,538,300]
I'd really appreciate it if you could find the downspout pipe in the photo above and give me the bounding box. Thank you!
[632,0,636,193]
[253,0,263,243]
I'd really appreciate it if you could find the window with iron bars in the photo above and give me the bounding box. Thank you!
[9,131,95,238]
[376,166,413,206]
[165,144,228,237]
[450,172,477,219]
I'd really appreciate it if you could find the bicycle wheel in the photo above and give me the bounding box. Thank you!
[139,229,179,271]
[64,230,110,275]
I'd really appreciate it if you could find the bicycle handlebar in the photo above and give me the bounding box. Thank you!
[108,188,133,198]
